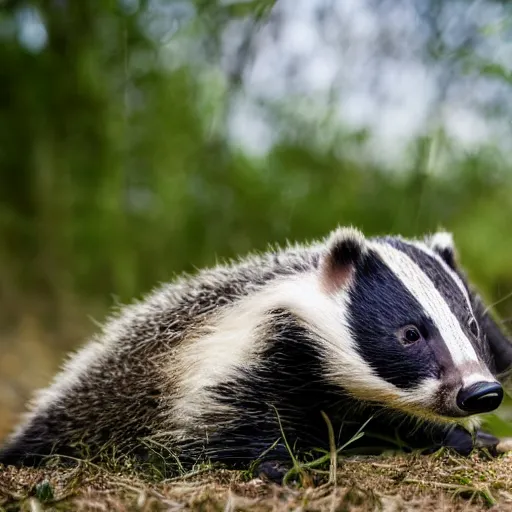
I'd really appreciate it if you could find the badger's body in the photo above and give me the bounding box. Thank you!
[1,228,512,475]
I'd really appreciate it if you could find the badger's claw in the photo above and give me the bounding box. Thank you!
[474,430,500,455]
[496,438,512,454]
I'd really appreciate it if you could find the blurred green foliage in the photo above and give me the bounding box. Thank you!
[0,0,511,337]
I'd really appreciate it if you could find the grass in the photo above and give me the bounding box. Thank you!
[3,451,512,511]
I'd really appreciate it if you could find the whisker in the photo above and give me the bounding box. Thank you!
[483,289,512,316]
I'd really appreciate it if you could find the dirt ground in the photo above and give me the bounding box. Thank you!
[3,451,512,511]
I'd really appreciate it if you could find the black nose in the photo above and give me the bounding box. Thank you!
[457,382,504,414]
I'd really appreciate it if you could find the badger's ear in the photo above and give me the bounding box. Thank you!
[426,231,458,270]
[319,227,367,293]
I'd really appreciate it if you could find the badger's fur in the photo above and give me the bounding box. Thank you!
[1,227,512,475]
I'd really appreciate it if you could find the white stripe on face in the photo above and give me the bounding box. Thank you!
[371,242,485,372]
[413,241,475,317]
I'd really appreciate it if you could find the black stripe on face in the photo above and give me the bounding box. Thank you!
[379,238,475,336]
[348,248,456,389]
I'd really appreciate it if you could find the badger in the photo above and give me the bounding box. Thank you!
[1,227,512,480]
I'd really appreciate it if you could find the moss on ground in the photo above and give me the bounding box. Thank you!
[3,452,512,511]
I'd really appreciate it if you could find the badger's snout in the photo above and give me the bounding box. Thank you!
[456,381,503,414]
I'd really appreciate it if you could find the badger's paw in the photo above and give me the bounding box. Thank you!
[441,426,474,456]
[442,427,502,457]
[256,460,292,483]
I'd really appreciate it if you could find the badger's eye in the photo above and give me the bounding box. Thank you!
[469,318,479,338]
[398,325,422,345]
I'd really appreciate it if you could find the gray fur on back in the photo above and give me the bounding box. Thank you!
[1,244,321,462]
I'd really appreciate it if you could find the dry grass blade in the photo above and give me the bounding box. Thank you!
[404,478,497,506]
[320,411,337,485]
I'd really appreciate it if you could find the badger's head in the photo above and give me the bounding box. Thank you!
[314,227,505,425]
